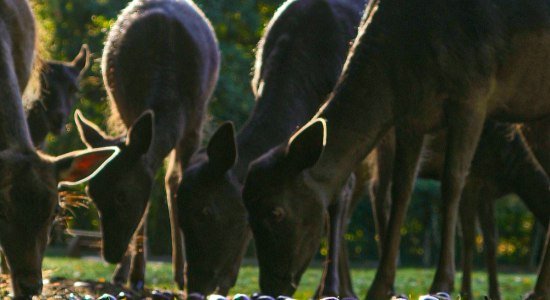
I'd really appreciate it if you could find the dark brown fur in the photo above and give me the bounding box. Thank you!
[242,0,550,298]
[27,45,90,147]
[0,1,119,297]
[75,0,220,291]
[177,0,365,295]
[0,45,90,275]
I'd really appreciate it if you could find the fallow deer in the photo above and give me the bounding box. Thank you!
[75,0,220,291]
[242,0,550,298]
[176,0,365,295]
[27,45,90,147]
[0,44,91,275]
[0,1,119,297]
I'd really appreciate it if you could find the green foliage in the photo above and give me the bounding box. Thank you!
[195,1,280,128]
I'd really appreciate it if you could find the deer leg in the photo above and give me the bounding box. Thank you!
[166,133,201,289]
[111,214,148,289]
[316,175,355,297]
[369,132,395,255]
[430,103,487,294]
[367,131,424,299]
[530,224,545,270]
[458,186,478,300]
[0,251,9,274]
[478,197,500,300]
[337,168,366,299]
[421,198,434,267]
[165,149,185,290]
[531,226,550,299]
[337,237,356,299]
[129,217,147,291]
[336,210,360,298]
[112,253,132,286]
[316,202,343,298]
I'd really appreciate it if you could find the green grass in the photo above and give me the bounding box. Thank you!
[43,256,536,300]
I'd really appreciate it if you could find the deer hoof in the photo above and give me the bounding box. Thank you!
[130,280,144,292]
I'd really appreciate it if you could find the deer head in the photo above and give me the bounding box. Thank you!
[38,45,90,135]
[0,145,119,297]
[75,110,154,263]
[179,122,250,294]
[242,120,327,296]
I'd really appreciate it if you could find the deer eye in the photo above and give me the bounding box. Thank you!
[271,207,285,223]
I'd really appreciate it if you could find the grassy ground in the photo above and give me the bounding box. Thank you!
[42,255,537,300]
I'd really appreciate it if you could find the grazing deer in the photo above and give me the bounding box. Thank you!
[0,44,91,275]
[75,0,220,291]
[367,121,550,300]
[27,45,90,147]
[176,0,365,295]
[0,0,119,297]
[242,0,550,298]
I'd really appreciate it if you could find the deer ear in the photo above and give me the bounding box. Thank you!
[55,146,120,185]
[127,110,154,156]
[75,110,114,148]
[286,119,326,172]
[72,44,90,75]
[207,122,237,173]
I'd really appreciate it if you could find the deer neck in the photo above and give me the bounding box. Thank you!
[307,57,395,202]
[234,87,325,183]
[143,111,188,172]
[0,79,34,151]
[0,1,36,151]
